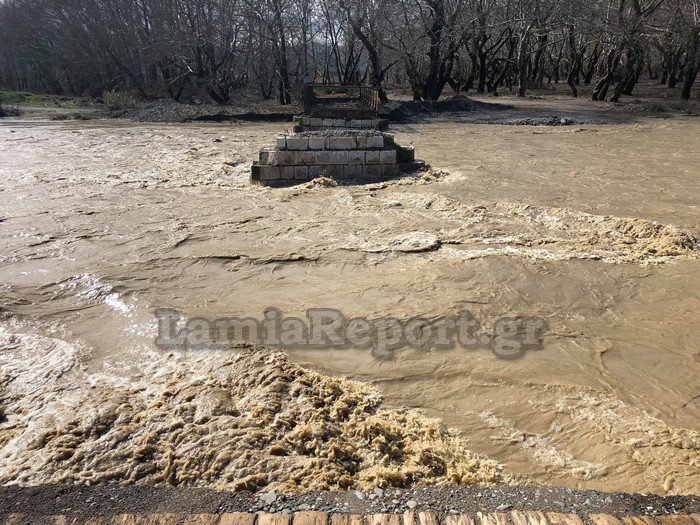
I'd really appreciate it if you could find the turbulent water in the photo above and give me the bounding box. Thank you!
[0,331,503,490]
[0,107,699,495]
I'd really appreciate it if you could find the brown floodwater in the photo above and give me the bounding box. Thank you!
[0,106,698,495]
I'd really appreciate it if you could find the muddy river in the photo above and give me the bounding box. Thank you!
[1,104,699,495]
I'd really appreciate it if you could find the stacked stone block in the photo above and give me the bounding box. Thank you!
[293,116,389,132]
[251,131,417,185]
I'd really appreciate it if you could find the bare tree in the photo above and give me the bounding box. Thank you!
[1,0,696,103]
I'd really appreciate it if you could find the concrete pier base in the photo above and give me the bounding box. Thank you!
[251,121,424,186]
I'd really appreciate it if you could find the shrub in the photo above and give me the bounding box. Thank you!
[102,90,139,111]
[0,96,20,117]
[645,100,668,113]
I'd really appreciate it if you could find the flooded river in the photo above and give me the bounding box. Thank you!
[0,108,698,494]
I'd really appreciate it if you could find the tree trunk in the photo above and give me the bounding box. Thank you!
[681,28,699,100]
[681,67,697,99]
[529,30,548,89]
[622,64,642,95]
[583,43,600,85]
[422,0,452,102]
[272,0,291,105]
[592,72,613,101]
[668,69,679,88]
[565,25,579,97]
[668,50,680,87]
[566,71,578,97]
[516,25,531,97]
[260,79,273,100]
[592,48,620,101]
[477,49,488,94]
[345,7,384,88]
[206,85,229,104]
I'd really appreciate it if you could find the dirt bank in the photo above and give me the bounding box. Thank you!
[1,484,699,519]
[114,95,626,126]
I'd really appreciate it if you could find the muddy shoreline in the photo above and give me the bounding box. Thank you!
[2,484,699,519]
[6,92,685,126]
[105,96,636,126]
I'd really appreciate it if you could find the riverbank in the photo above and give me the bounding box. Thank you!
[2,484,699,519]
[3,82,698,126]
